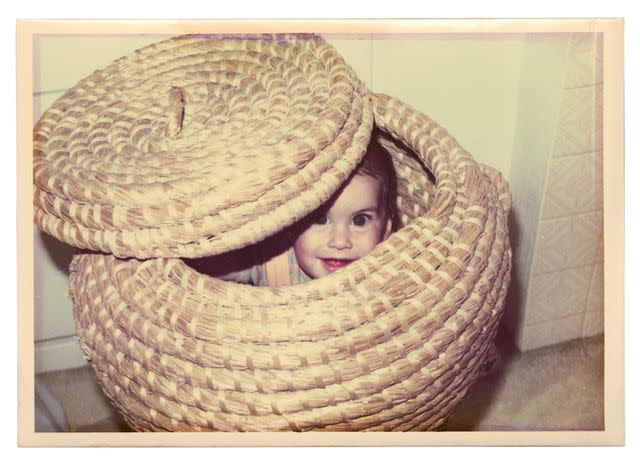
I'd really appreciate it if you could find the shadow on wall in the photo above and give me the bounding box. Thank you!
[498,208,523,350]
[39,230,76,275]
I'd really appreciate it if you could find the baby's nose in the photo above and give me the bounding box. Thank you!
[328,224,352,249]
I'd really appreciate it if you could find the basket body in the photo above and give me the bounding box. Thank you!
[68,93,512,431]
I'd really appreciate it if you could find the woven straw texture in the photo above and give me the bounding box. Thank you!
[34,34,372,259]
[68,91,512,432]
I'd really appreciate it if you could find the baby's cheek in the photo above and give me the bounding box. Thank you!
[293,245,317,278]
[367,222,385,243]
[293,235,314,262]
[297,227,324,249]
[292,242,305,265]
[366,226,386,251]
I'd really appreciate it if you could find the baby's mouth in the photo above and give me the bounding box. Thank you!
[321,258,354,272]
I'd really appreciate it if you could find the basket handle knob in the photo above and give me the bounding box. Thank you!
[165,86,185,139]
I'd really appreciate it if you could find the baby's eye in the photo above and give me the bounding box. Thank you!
[312,214,329,225]
[352,214,371,227]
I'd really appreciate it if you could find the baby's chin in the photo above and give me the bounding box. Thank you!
[300,265,326,280]
[297,262,330,280]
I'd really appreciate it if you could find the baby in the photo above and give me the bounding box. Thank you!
[189,137,398,286]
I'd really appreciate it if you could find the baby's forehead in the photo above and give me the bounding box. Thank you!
[328,174,382,210]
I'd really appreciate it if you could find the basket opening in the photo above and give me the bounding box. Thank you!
[184,127,437,283]
[375,128,436,226]
[184,225,295,279]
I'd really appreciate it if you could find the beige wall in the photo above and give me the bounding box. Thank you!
[33,32,604,372]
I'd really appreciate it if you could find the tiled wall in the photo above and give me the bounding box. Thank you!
[511,33,604,350]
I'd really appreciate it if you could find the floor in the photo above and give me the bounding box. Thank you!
[35,334,604,432]
[444,334,604,431]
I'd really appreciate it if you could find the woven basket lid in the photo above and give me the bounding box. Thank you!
[33,34,373,259]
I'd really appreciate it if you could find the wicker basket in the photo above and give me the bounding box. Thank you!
[34,34,372,259]
[35,35,511,431]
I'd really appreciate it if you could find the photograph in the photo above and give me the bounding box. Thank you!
[17,19,624,446]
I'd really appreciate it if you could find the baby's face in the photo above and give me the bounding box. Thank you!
[294,174,391,279]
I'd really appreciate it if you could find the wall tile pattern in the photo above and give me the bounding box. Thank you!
[520,33,604,350]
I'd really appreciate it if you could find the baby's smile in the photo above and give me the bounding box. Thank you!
[320,257,354,273]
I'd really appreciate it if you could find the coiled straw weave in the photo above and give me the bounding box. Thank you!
[34,34,372,258]
[67,92,511,431]
[35,34,512,431]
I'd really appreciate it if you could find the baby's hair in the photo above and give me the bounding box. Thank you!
[352,134,399,231]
